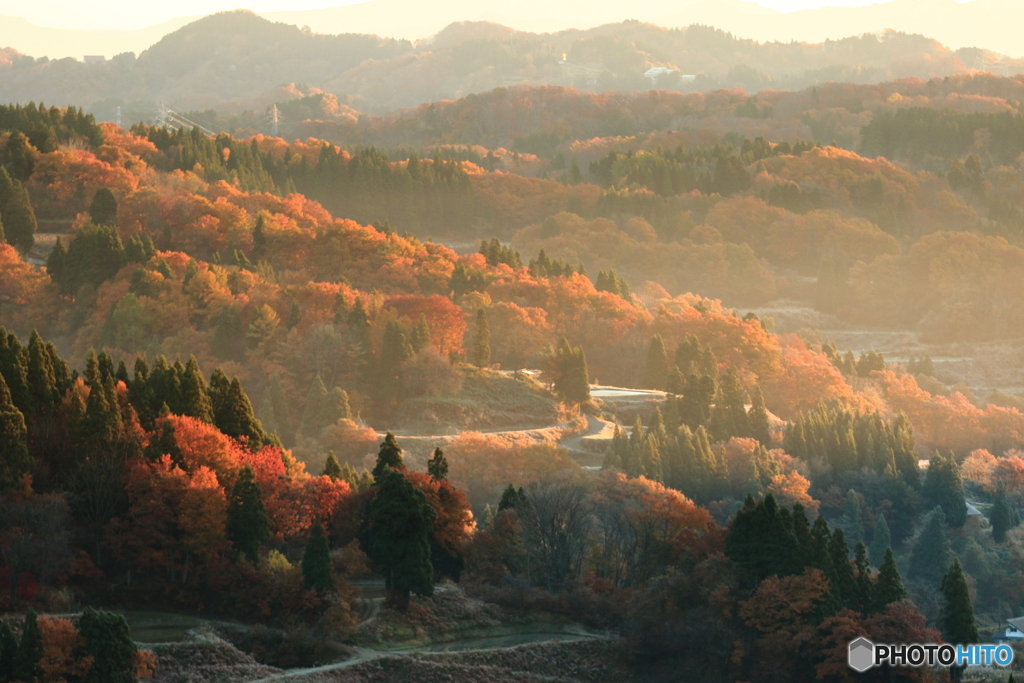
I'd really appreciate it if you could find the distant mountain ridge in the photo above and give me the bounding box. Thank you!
[1,0,1023,61]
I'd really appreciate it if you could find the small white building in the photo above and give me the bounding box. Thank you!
[643,67,696,82]
[994,617,1024,642]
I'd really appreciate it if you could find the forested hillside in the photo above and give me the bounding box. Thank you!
[0,10,1015,119]
[2,62,1024,681]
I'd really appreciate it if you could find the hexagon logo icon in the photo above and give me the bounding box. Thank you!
[848,637,874,673]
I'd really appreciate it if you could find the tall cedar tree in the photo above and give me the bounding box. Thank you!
[227,465,269,563]
[924,452,967,528]
[725,494,799,583]
[373,432,404,481]
[378,320,412,406]
[12,609,41,682]
[748,385,771,446]
[88,187,117,226]
[844,489,864,547]
[322,451,344,479]
[642,334,669,390]
[180,356,213,423]
[909,507,952,585]
[872,547,908,613]
[300,375,329,439]
[0,373,30,489]
[3,179,35,252]
[210,371,267,447]
[428,447,449,480]
[472,309,491,368]
[77,609,139,683]
[411,315,431,354]
[869,513,891,566]
[552,337,590,407]
[369,468,436,610]
[989,484,1017,543]
[942,557,978,683]
[302,521,334,593]
[0,619,15,681]
[709,367,749,442]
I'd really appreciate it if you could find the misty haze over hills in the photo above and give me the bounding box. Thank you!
[1,0,1023,61]
[0,9,1017,126]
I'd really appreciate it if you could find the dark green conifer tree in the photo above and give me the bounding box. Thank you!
[748,385,771,446]
[77,608,139,683]
[869,513,891,567]
[300,375,329,439]
[368,468,436,610]
[0,373,30,490]
[4,180,36,252]
[180,356,213,423]
[227,465,269,563]
[472,309,491,368]
[498,484,526,511]
[924,452,967,528]
[322,451,343,479]
[373,432,404,481]
[302,521,333,593]
[909,507,952,585]
[642,334,669,390]
[2,131,34,181]
[88,187,117,226]
[853,542,873,614]
[828,528,855,606]
[0,619,15,681]
[427,447,448,480]
[872,547,908,613]
[990,484,1018,543]
[210,372,267,447]
[12,609,42,683]
[709,367,749,442]
[941,558,978,683]
[411,314,432,354]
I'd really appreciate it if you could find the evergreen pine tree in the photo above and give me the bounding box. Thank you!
[322,451,343,479]
[77,608,138,683]
[941,558,978,683]
[749,385,771,446]
[0,619,15,682]
[872,547,908,613]
[472,309,491,368]
[869,513,891,567]
[909,507,952,585]
[642,334,669,390]
[300,375,329,439]
[88,187,118,226]
[373,432,404,481]
[2,179,35,252]
[45,237,66,285]
[322,387,351,425]
[709,367,749,442]
[369,468,436,610]
[302,521,333,593]
[377,320,412,406]
[498,484,526,511]
[264,375,294,446]
[853,542,873,614]
[829,528,856,606]
[411,314,432,354]
[227,465,269,563]
[427,447,448,480]
[844,489,864,548]
[924,452,967,528]
[0,373,30,490]
[990,484,1015,543]
[180,356,213,423]
[2,131,34,181]
[211,372,267,447]
[12,609,42,683]
[640,437,663,482]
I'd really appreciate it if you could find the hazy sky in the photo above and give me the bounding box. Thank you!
[0,0,978,31]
